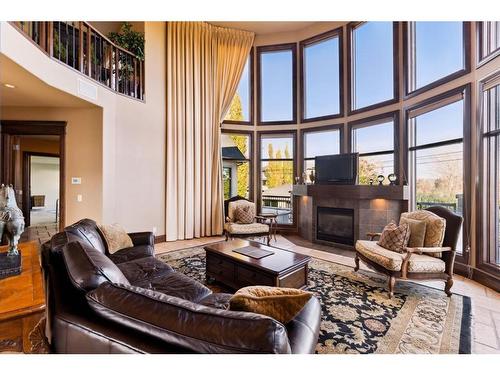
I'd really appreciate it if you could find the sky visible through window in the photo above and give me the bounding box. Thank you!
[415,22,463,89]
[260,50,293,122]
[305,130,340,157]
[353,22,394,109]
[304,36,340,118]
[352,121,394,153]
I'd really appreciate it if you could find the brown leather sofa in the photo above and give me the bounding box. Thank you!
[41,219,321,354]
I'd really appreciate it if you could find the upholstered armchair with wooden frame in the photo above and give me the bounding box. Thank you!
[354,206,463,298]
[223,195,271,245]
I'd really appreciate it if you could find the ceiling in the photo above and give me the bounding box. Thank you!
[209,22,317,35]
[0,54,94,108]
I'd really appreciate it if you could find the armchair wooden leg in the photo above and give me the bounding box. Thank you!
[225,232,229,241]
[445,276,453,297]
[266,234,271,246]
[354,253,360,272]
[388,275,396,299]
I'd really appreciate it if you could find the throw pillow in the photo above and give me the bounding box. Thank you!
[229,286,313,324]
[399,217,427,248]
[234,205,255,224]
[377,221,411,253]
[98,223,134,254]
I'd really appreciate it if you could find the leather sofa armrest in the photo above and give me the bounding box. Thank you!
[109,245,154,264]
[128,232,155,247]
[86,282,292,354]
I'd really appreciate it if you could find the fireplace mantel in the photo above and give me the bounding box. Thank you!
[292,184,409,200]
[293,184,409,249]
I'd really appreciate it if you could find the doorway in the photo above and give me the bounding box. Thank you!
[0,121,66,240]
[23,152,60,227]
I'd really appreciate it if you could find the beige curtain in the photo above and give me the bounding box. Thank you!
[166,22,254,240]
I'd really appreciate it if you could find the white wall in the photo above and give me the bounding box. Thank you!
[30,156,60,210]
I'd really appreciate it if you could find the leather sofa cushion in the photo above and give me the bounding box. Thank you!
[198,293,232,310]
[109,245,155,264]
[64,218,108,254]
[135,272,212,303]
[285,297,322,354]
[116,257,173,283]
[87,282,292,354]
[62,241,130,292]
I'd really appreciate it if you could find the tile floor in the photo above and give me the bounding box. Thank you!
[20,223,59,245]
[155,234,500,354]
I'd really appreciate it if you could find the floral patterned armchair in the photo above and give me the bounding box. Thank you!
[354,206,463,298]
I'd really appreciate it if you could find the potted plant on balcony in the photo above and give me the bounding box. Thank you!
[108,23,145,96]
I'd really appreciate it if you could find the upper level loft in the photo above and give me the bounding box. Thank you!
[11,21,145,100]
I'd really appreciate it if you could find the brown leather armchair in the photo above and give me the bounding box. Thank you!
[354,206,463,298]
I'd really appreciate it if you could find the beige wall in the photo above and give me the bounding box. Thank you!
[0,21,166,235]
[1,107,104,224]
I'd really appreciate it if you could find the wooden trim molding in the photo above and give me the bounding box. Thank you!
[346,21,400,115]
[256,43,297,126]
[299,27,344,123]
[0,121,66,231]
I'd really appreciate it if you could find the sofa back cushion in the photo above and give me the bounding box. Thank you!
[86,282,292,354]
[64,218,108,254]
[62,241,130,292]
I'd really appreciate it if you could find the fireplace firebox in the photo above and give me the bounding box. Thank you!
[316,207,354,245]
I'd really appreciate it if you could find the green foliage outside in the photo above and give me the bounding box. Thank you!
[225,93,249,198]
[108,22,145,60]
[264,144,293,189]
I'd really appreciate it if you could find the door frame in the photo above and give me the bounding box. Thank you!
[0,121,66,231]
[22,151,60,227]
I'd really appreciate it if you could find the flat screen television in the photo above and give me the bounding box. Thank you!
[314,153,358,185]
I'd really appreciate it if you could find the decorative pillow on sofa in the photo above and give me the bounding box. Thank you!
[377,221,411,253]
[98,223,134,254]
[229,286,313,324]
[399,217,427,248]
[234,204,255,224]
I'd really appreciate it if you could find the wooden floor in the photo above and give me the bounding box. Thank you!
[156,234,500,354]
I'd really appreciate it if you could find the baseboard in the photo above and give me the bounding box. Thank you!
[154,235,166,244]
[471,267,500,292]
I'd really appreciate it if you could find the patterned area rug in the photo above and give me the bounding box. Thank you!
[159,247,472,354]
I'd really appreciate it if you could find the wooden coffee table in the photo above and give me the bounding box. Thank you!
[204,239,310,290]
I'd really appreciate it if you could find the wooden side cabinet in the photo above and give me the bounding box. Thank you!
[0,241,45,353]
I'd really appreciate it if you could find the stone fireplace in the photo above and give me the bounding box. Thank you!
[293,184,408,249]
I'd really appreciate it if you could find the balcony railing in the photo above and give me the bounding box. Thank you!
[11,21,145,100]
